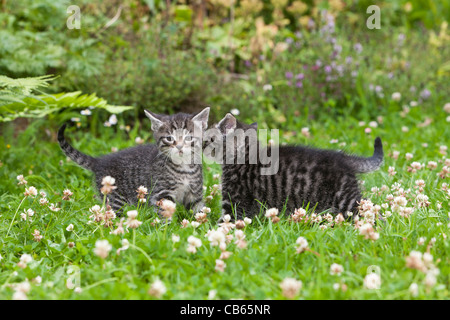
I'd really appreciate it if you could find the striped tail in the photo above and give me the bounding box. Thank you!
[58,123,97,171]
[348,137,384,173]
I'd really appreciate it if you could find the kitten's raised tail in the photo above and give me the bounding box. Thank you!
[348,137,384,173]
[58,123,97,171]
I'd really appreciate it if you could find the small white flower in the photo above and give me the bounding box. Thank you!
[208,229,226,247]
[409,283,419,297]
[108,114,118,125]
[94,239,112,259]
[391,92,401,101]
[280,278,302,299]
[172,234,180,243]
[20,254,33,264]
[66,224,74,232]
[295,236,309,253]
[191,221,200,229]
[265,208,279,218]
[148,279,166,298]
[330,263,344,276]
[126,210,138,219]
[24,186,37,197]
[364,272,381,289]
[135,137,144,144]
[187,235,202,248]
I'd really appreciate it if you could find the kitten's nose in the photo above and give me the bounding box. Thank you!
[176,144,183,150]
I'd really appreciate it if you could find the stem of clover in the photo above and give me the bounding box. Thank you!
[6,196,26,238]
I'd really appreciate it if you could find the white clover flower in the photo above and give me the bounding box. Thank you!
[100,176,117,195]
[330,263,344,276]
[295,236,309,253]
[215,259,226,272]
[265,208,279,218]
[66,224,74,232]
[234,230,245,241]
[191,221,200,229]
[172,234,180,243]
[391,92,401,101]
[424,271,437,288]
[187,235,202,248]
[148,279,166,298]
[12,291,28,300]
[24,186,37,197]
[127,210,138,219]
[20,254,33,264]
[94,239,112,259]
[280,278,302,299]
[409,283,419,297]
[208,229,226,247]
[363,272,381,290]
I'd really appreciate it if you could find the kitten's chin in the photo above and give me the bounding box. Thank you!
[168,148,196,165]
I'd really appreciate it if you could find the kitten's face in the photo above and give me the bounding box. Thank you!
[145,108,209,164]
[203,113,257,160]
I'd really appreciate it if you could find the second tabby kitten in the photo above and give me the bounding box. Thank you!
[58,108,210,213]
[209,113,383,220]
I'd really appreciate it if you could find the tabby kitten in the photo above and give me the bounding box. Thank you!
[58,108,210,213]
[210,113,383,220]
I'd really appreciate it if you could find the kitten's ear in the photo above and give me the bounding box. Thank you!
[250,122,258,129]
[144,110,164,131]
[217,113,237,134]
[192,107,210,131]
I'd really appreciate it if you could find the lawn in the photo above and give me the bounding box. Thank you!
[0,0,449,301]
[0,101,448,299]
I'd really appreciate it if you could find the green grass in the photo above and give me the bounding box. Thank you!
[0,99,449,300]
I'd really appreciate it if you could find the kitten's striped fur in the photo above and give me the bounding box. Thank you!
[214,114,383,220]
[58,108,210,213]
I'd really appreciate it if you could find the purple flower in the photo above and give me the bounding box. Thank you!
[285,37,294,44]
[345,56,353,64]
[354,43,363,54]
[333,44,342,54]
[420,89,431,100]
[285,72,293,79]
[295,81,303,88]
[295,73,304,80]
[245,60,252,67]
[324,65,332,73]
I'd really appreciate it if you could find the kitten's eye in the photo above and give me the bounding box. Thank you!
[165,136,174,143]
[185,135,193,142]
